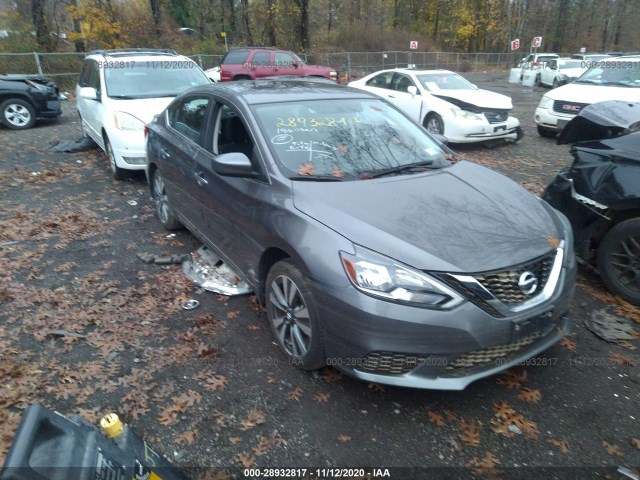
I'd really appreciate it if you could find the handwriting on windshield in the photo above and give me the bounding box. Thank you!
[272,139,340,163]
[275,116,361,129]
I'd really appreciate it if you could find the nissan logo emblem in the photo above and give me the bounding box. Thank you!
[518,271,538,295]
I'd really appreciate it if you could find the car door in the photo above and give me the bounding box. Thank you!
[250,51,274,79]
[541,60,557,86]
[273,51,300,77]
[157,95,213,232]
[77,59,104,146]
[191,100,271,278]
[385,73,422,122]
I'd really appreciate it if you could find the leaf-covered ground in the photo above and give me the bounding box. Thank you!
[0,77,638,479]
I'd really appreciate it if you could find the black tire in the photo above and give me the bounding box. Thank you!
[534,74,541,86]
[104,137,127,180]
[597,218,640,306]
[266,259,325,370]
[537,125,556,138]
[552,78,560,89]
[424,113,444,135]
[150,168,182,230]
[1,98,36,130]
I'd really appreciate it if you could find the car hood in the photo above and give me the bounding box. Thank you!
[545,82,640,103]
[292,161,559,273]
[559,68,587,78]
[107,97,175,123]
[431,89,513,110]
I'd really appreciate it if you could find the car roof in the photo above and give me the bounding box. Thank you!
[186,79,376,105]
[376,68,455,75]
[85,48,191,61]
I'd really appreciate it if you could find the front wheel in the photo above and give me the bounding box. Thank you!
[266,260,325,370]
[552,78,560,89]
[598,218,640,306]
[150,168,182,230]
[105,137,127,180]
[1,98,36,130]
[424,113,444,135]
[537,125,556,138]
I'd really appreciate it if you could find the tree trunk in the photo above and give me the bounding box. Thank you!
[293,0,309,51]
[240,0,254,45]
[31,0,52,51]
[266,0,277,46]
[150,0,164,47]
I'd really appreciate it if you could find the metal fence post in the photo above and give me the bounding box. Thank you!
[34,52,43,75]
[197,54,203,68]
[347,51,351,79]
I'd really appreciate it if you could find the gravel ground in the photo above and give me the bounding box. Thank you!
[0,73,639,480]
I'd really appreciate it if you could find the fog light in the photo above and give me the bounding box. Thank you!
[123,157,146,165]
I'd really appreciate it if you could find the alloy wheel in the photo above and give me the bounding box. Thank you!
[268,274,312,357]
[4,103,31,128]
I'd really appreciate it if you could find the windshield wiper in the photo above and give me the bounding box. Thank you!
[366,161,438,179]
[289,175,344,181]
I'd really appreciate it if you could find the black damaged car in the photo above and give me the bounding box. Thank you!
[0,74,61,130]
[543,100,640,305]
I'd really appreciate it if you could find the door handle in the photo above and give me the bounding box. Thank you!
[160,148,171,159]
[193,171,208,186]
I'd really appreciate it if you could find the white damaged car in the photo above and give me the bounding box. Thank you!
[349,68,522,144]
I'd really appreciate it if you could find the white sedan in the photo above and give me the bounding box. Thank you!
[537,58,587,88]
[349,68,522,144]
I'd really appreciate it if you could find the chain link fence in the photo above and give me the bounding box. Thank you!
[0,50,522,86]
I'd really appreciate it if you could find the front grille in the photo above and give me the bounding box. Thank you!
[357,351,428,375]
[438,275,504,318]
[474,252,555,305]
[553,100,589,114]
[445,332,543,372]
[483,110,509,124]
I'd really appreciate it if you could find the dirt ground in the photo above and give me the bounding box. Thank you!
[0,74,639,480]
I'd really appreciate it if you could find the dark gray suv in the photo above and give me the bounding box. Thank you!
[145,80,576,390]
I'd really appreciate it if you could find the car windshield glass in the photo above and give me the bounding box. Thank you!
[560,60,583,69]
[252,98,451,180]
[537,56,558,63]
[104,61,209,98]
[575,61,640,87]
[416,73,475,91]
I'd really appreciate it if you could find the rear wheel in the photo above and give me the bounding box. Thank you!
[1,98,36,130]
[537,125,556,138]
[598,218,640,306]
[424,113,444,135]
[266,260,325,370]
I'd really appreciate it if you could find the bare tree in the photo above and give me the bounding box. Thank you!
[31,0,52,51]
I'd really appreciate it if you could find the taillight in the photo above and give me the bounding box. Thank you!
[534,61,540,67]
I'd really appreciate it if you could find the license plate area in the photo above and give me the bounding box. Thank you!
[512,310,555,340]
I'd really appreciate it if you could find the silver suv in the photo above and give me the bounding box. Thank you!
[76,49,209,179]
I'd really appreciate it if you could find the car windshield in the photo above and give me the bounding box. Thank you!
[104,61,209,99]
[252,98,451,180]
[416,73,475,91]
[560,60,583,69]
[575,61,640,87]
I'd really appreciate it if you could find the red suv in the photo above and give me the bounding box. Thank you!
[219,47,337,82]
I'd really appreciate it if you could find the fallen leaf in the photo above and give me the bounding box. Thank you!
[331,166,344,178]
[459,429,481,447]
[338,434,351,443]
[288,386,303,401]
[368,383,386,392]
[204,374,227,392]
[313,393,330,403]
[428,411,446,427]
[226,310,240,319]
[632,438,640,450]
[174,430,196,445]
[603,441,624,457]
[468,451,501,468]
[518,388,541,404]
[234,453,255,468]
[229,436,242,445]
[298,163,315,176]
[547,437,570,454]
[321,368,343,383]
[561,338,577,351]
[619,340,637,350]
[267,376,277,385]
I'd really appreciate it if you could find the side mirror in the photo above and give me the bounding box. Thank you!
[79,87,98,100]
[407,85,418,97]
[212,152,255,177]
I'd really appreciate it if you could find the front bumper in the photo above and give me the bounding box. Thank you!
[311,256,576,390]
[535,106,575,132]
[542,170,610,259]
[32,91,61,119]
[445,116,521,144]
[106,128,147,170]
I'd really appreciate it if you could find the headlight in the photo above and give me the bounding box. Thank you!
[538,96,552,109]
[114,112,145,131]
[450,108,482,121]
[340,246,464,309]
[26,80,53,93]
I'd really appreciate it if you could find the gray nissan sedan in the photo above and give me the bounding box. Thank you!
[145,80,576,390]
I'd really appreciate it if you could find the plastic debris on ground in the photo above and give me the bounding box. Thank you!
[585,309,637,343]
[182,245,252,296]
